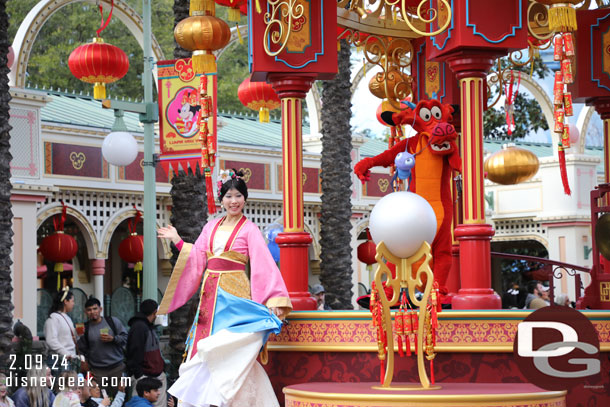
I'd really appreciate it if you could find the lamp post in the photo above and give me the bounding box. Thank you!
[102,0,158,301]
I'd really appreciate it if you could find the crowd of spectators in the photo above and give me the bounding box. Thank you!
[3,290,172,407]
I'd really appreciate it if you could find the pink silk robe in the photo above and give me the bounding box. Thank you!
[159,217,292,316]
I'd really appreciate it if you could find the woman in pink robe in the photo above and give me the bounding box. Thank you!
[158,170,291,407]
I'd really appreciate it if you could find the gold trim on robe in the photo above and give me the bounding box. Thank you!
[158,242,193,315]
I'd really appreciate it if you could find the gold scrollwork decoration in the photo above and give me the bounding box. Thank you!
[527,1,553,42]
[263,0,305,57]
[69,152,86,170]
[340,28,413,110]
[486,33,551,109]
[338,1,452,37]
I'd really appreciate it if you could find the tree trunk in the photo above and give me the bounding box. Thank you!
[172,0,190,59]
[167,0,207,382]
[319,40,353,309]
[0,0,14,371]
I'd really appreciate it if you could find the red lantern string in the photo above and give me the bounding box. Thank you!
[503,71,520,136]
[96,0,115,38]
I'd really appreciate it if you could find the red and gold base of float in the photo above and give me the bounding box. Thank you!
[283,382,566,407]
[265,311,610,407]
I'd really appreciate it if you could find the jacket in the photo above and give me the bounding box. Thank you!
[126,313,164,378]
[124,397,151,407]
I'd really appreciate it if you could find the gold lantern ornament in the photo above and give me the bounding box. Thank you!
[535,0,580,33]
[484,143,540,185]
[174,1,231,74]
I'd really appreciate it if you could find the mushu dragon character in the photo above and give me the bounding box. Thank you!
[354,99,461,296]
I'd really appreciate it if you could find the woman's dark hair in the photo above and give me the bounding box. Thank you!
[49,290,74,315]
[218,169,248,202]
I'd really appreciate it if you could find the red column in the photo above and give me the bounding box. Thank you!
[447,51,501,309]
[594,99,610,276]
[269,74,317,310]
[593,99,610,185]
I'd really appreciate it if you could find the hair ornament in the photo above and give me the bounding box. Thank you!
[60,285,70,302]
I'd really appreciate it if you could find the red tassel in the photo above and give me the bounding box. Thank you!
[380,360,385,385]
[558,143,571,195]
[397,334,404,357]
[205,170,217,214]
[430,359,435,385]
[405,335,411,356]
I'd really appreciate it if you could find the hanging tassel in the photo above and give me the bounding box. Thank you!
[190,0,215,15]
[430,359,435,385]
[55,263,63,291]
[236,24,244,44]
[558,143,571,195]
[259,107,270,123]
[362,58,366,76]
[548,4,577,33]
[93,83,106,100]
[255,0,262,14]
[136,271,141,289]
[380,360,385,385]
[192,51,216,74]
[228,7,241,22]
[205,168,217,214]
[397,334,404,357]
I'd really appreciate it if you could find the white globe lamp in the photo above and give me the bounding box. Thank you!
[102,110,138,166]
[369,191,437,258]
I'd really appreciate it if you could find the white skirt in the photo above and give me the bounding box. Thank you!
[170,329,279,407]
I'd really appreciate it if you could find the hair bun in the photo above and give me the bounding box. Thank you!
[232,169,245,178]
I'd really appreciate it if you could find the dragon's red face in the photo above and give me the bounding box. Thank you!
[389,99,458,157]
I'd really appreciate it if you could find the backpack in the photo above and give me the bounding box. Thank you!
[84,316,118,348]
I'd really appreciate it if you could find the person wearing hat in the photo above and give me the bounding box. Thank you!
[311,284,331,310]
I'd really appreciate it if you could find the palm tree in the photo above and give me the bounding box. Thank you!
[0,0,15,371]
[319,39,353,309]
[166,0,208,381]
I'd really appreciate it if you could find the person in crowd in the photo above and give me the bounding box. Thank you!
[124,379,162,407]
[44,287,78,369]
[88,379,125,407]
[311,284,331,310]
[11,367,55,407]
[0,374,15,407]
[79,376,125,407]
[77,298,127,398]
[554,293,571,307]
[502,282,523,309]
[524,280,543,309]
[529,284,550,309]
[157,169,291,407]
[52,371,80,407]
[125,300,165,407]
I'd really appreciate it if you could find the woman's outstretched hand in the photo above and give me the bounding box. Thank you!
[157,225,181,245]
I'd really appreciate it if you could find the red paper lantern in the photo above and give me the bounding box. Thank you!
[40,232,78,289]
[40,203,78,290]
[68,37,129,100]
[358,240,377,265]
[119,234,144,268]
[358,228,378,266]
[118,210,144,287]
[237,75,280,122]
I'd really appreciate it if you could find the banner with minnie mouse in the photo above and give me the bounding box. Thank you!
[157,58,218,178]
